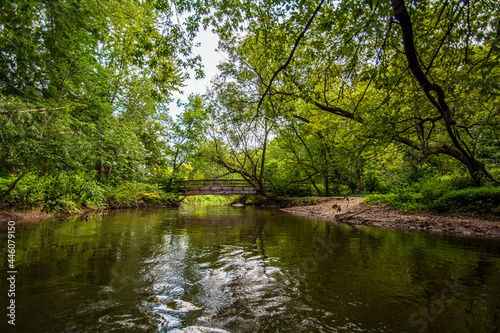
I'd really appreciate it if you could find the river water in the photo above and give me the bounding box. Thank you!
[1,205,500,332]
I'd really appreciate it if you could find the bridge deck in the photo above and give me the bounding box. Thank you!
[169,179,260,196]
[163,179,312,196]
[181,186,258,196]
[174,179,256,188]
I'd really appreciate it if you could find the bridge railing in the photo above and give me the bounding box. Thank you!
[172,179,258,189]
[163,179,314,196]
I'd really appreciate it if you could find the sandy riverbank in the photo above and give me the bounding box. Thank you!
[281,197,500,238]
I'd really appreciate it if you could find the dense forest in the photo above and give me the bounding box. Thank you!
[1,0,499,215]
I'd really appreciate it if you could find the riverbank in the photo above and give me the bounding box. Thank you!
[0,207,103,223]
[0,209,54,223]
[0,196,235,223]
[0,205,169,223]
[281,197,500,238]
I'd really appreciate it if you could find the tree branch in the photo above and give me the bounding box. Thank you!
[0,170,28,202]
[256,0,326,115]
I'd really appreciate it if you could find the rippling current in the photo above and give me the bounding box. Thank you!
[1,205,500,332]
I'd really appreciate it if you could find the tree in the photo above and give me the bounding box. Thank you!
[0,0,195,200]
[207,0,500,186]
[205,74,278,198]
[161,94,210,185]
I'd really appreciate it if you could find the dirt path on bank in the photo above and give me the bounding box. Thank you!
[281,197,500,238]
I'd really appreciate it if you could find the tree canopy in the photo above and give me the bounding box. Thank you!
[202,0,499,191]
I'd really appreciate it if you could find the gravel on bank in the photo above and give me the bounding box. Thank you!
[281,197,500,238]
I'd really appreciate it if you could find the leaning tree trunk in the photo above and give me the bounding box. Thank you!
[390,0,492,186]
[0,170,27,202]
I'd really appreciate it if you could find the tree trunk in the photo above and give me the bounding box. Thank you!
[98,161,106,180]
[0,171,27,202]
[390,0,492,186]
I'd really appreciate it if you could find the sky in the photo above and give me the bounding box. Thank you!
[168,28,226,117]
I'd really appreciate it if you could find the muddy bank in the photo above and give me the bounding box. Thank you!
[0,209,55,223]
[0,202,181,223]
[0,207,104,223]
[281,197,500,238]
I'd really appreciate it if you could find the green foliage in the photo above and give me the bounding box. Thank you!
[365,175,500,216]
[0,172,106,213]
[103,183,178,208]
[429,187,500,215]
[231,195,280,206]
[290,197,319,207]
[180,195,233,205]
[41,173,105,213]
[0,172,179,213]
[0,173,45,209]
[0,172,101,213]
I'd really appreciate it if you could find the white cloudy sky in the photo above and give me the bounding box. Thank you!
[168,28,226,116]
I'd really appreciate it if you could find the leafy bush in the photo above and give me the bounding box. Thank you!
[0,172,105,213]
[0,173,178,213]
[42,172,105,213]
[0,173,45,208]
[429,187,500,215]
[363,168,389,193]
[365,175,500,216]
[103,182,178,208]
[290,197,319,206]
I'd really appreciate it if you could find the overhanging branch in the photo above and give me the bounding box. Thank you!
[256,0,326,115]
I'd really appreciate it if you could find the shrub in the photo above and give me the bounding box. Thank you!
[430,186,500,215]
[365,179,500,217]
[0,172,178,213]
[42,172,105,213]
[103,182,178,208]
[290,197,319,207]
[0,173,45,208]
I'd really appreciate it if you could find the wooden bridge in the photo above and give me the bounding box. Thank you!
[162,179,313,196]
[170,179,262,196]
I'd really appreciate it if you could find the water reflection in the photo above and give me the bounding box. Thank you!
[0,206,499,332]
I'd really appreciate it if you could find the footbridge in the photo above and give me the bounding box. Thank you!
[171,179,262,196]
[163,179,313,196]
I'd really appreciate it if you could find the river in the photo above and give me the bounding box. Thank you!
[1,205,500,332]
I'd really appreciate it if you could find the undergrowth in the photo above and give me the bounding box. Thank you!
[231,195,280,206]
[0,172,179,214]
[365,176,500,217]
[288,197,319,207]
[180,195,233,205]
